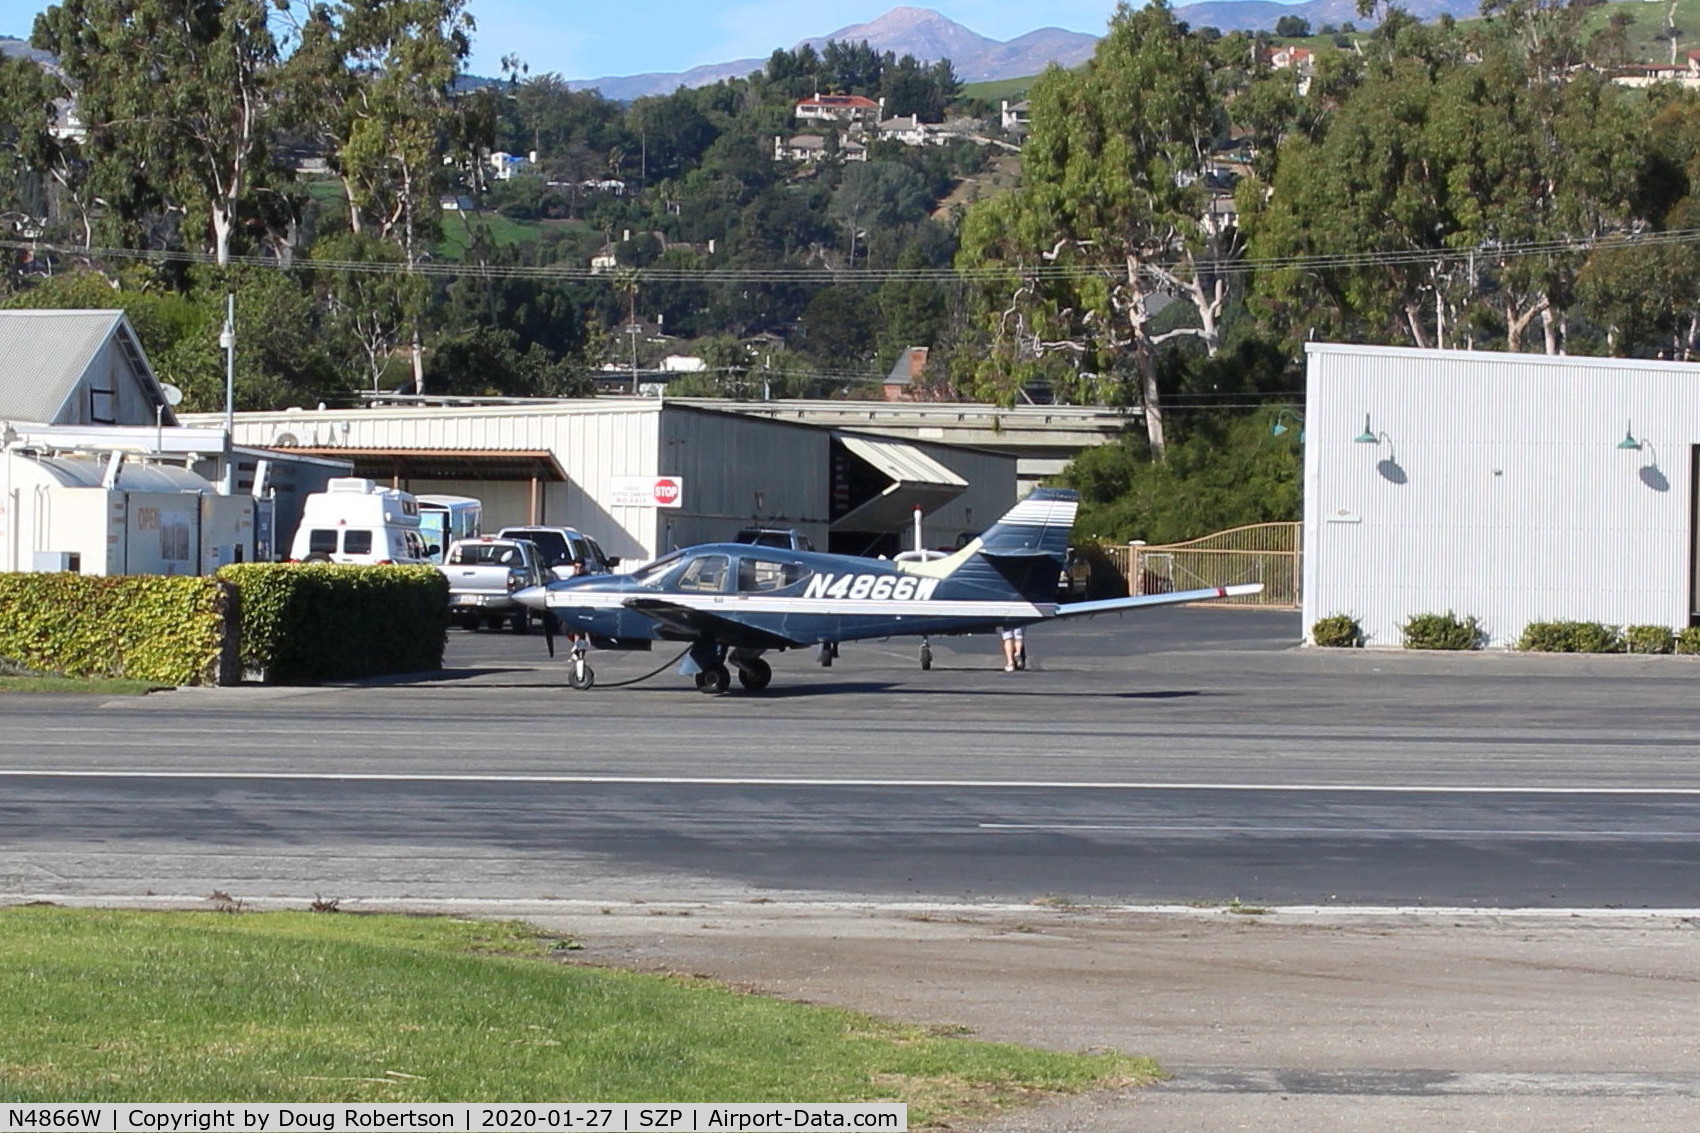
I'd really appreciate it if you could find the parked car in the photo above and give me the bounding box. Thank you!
[439,537,548,632]
[496,525,618,580]
[1058,547,1091,601]
[733,527,814,551]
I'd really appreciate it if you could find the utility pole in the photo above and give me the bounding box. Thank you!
[220,293,236,494]
[627,284,641,395]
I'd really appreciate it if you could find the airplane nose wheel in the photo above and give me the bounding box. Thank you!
[694,664,732,695]
[919,639,932,670]
[566,642,595,690]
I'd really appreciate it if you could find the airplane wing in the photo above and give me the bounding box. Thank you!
[621,597,801,649]
[1051,583,1265,620]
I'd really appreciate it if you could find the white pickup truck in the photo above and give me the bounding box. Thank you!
[439,537,548,632]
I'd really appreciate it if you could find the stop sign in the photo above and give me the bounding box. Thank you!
[653,478,681,505]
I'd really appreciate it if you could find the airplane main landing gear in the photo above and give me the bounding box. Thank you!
[694,664,731,694]
[735,656,772,691]
[919,638,932,670]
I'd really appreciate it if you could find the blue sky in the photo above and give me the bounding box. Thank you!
[0,1,1133,83]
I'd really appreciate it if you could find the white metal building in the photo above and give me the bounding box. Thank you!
[0,450,253,575]
[211,401,1016,564]
[1304,343,1700,647]
[0,309,349,573]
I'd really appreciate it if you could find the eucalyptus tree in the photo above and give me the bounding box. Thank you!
[1249,8,1646,354]
[1246,15,1470,349]
[1577,90,1700,358]
[0,51,85,252]
[956,1,1228,457]
[282,0,485,392]
[32,0,283,265]
[1430,37,1646,352]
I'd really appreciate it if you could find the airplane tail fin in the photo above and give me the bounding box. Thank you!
[896,488,1078,605]
[976,488,1078,560]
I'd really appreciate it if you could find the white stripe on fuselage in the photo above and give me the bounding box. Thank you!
[544,586,1048,621]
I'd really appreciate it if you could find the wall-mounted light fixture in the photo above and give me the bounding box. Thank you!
[1353,414,1380,444]
[1270,408,1304,441]
[1616,420,1643,451]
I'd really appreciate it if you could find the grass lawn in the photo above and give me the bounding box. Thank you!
[437,211,547,259]
[0,676,164,694]
[0,909,1154,1120]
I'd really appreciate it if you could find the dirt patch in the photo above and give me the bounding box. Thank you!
[526,902,1700,1132]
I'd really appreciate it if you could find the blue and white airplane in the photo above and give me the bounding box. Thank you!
[514,487,1262,693]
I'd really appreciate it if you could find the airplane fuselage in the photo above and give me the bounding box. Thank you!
[521,543,1053,650]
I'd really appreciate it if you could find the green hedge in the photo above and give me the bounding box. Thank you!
[1517,620,1624,654]
[1400,611,1485,651]
[1311,613,1364,648]
[216,563,448,683]
[0,567,447,687]
[0,574,228,685]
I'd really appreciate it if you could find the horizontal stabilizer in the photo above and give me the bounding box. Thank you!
[1054,583,1265,619]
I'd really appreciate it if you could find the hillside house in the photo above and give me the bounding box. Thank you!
[794,94,883,127]
[488,151,535,181]
[1000,99,1029,136]
[774,134,868,163]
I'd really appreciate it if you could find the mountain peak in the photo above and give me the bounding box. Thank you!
[570,6,1096,98]
[802,6,998,62]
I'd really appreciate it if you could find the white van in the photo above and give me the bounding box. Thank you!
[416,494,483,564]
[288,478,430,565]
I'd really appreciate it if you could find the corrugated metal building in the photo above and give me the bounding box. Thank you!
[212,401,1015,564]
[1304,343,1700,647]
[1,309,349,573]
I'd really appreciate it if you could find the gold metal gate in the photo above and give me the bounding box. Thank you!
[1100,522,1300,608]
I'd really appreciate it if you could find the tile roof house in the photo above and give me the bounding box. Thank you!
[794,94,884,126]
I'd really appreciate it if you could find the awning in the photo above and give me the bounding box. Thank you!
[830,433,967,531]
[277,448,566,482]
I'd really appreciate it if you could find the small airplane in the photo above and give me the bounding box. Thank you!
[514,487,1262,693]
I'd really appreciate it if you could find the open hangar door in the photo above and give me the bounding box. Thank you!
[827,433,969,557]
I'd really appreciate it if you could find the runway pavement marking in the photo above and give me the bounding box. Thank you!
[1158,1068,1700,1097]
[9,893,1700,920]
[4,769,1700,794]
[980,822,1700,837]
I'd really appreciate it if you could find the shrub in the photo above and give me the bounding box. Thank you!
[1517,621,1624,654]
[1623,625,1675,655]
[217,563,447,683]
[1675,627,1700,655]
[1401,611,1485,651]
[0,573,228,685]
[1311,614,1363,648]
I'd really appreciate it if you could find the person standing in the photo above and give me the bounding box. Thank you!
[1000,626,1026,672]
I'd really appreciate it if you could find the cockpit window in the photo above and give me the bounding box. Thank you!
[676,554,731,593]
[737,557,807,593]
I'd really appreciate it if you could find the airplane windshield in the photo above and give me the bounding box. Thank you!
[630,550,686,586]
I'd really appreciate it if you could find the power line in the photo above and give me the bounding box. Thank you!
[7,227,1700,285]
